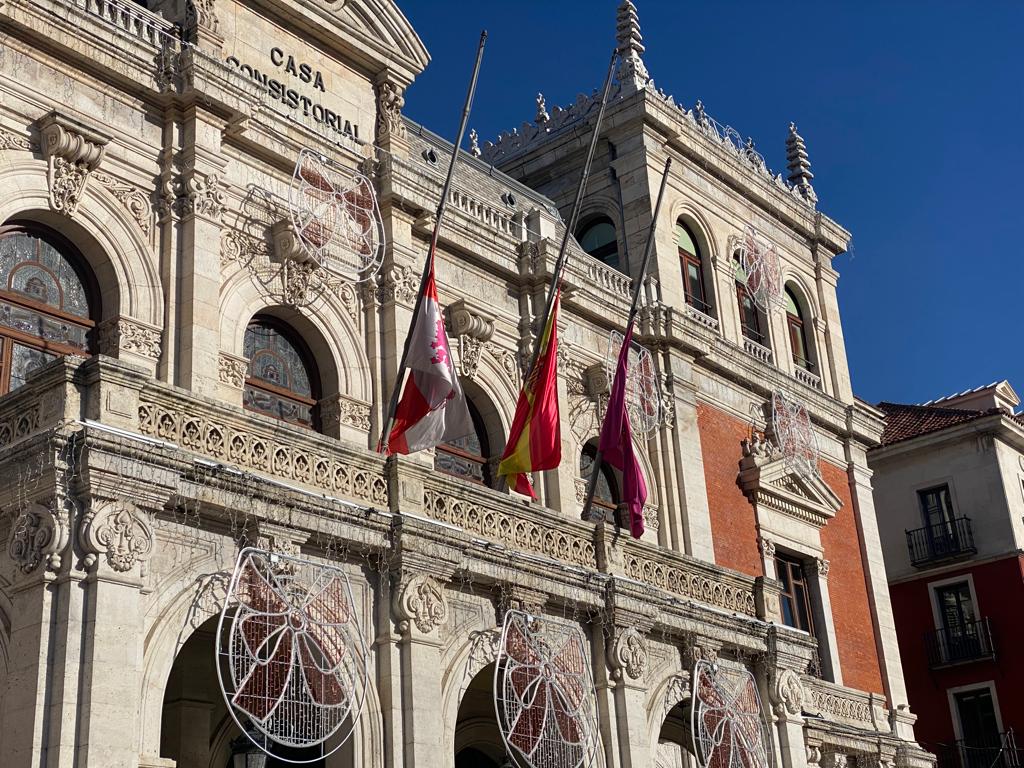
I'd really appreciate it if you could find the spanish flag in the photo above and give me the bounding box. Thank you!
[498,293,561,497]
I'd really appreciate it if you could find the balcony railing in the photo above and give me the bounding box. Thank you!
[925,618,995,668]
[937,731,1021,768]
[906,517,977,567]
[742,335,773,364]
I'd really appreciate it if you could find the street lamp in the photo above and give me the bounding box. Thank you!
[230,727,268,768]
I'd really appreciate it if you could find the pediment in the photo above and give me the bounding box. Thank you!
[738,456,842,528]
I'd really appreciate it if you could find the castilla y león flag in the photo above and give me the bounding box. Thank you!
[386,259,472,455]
[497,292,561,497]
[598,319,647,538]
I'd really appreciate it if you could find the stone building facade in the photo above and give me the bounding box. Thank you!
[0,0,930,767]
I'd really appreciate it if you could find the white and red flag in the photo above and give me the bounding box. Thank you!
[385,256,472,454]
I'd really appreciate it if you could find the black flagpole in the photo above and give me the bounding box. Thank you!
[581,156,672,524]
[377,30,487,453]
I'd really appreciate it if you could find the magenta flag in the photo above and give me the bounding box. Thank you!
[597,321,648,538]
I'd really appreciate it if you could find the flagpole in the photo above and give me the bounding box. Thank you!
[581,156,672,524]
[521,50,618,383]
[377,30,487,453]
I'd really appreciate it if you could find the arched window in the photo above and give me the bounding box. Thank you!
[577,216,621,272]
[581,442,620,517]
[734,254,767,346]
[677,221,711,315]
[784,286,813,371]
[436,398,492,486]
[0,224,96,395]
[243,317,320,429]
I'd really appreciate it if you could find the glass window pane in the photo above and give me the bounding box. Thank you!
[578,219,620,271]
[785,287,800,317]
[0,232,90,318]
[244,322,313,397]
[675,223,697,255]
[243,384,313,428]
[9,343,57,391]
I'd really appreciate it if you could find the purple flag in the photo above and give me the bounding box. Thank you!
[597,321,648,538]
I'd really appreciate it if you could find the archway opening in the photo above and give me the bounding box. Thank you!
[455,662,506,767]
[658,697,697,768]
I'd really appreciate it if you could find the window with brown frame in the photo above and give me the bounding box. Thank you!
[436,398,492,486]
[581,443,620,514]
[734,255,766,346]
[242,317,320,430]
[775,553,815,635]
[785,287,813,371]
[0,224,97,395]
[676,222,711,315]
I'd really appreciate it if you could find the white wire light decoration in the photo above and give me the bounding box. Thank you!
[216,547,370,763]
[691,660,773,768]
[771,390,820,480]
[288,148,385,282]
[494,610,599,768]
[735,225,784,313]
[604,329,663,436]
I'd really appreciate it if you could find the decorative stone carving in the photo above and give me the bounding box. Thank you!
[322,394,372,432]
[394,573,448,634]
[615,0,651,92]
[807,746,823,768]
[610,626,648,681]
[38,112,110,217]
[663,673,690,717]
[683,636,719,667]
[99,318,162,361]
[771,667,806,717]
[375,80,407,142]
[468,128,481,158]
[185,171,226,220]
[80,500,155,573]
[93,171,152,235]
[816,557,830,577]
[759,537,776,559]
[786,123,818,206]
[0,126,37,152]
[271,218,307,263]
[466,627,502,674]
[381,264,419,305]
[446,299,494,380]
[535,93,550,124]
[185,0,219,36]
[218,352,249,389]
[7,503,67,574]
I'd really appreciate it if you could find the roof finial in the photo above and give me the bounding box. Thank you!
[786,122,817,205]
[469,128,481,158]
[616,0,651,93]
[535,93,549,124]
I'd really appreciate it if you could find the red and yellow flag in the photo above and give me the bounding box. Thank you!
[498,293,561,497]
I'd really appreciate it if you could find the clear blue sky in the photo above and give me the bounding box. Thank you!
[399,1,1022,407]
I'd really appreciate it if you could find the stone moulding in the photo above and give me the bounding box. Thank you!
[7,502,68,574]
[137,396,388,508]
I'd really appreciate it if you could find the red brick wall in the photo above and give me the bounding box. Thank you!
[819,461,885,695]
[696,402,762,577]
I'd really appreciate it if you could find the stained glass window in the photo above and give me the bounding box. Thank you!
[243,318,318,429]
[0,225,95,395]
[436,398,491,485]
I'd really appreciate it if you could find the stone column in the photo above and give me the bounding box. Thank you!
[175,106,227,396]
[392,569,450,768]
[666,352,715,561]
[768,668,810,768]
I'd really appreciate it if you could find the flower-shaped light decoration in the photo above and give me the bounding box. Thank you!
[605,329,663,436]
[494,610,599,768]
[216,547,369,763]
[289,148,384,282]
[736,225,784,313]
[691,660,772,768]
[771,390,820,480]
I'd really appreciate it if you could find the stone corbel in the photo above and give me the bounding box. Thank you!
[374,75,408,154]
[80,499,155,576]
[768,667,806,721]
[217,351,248,390]
[98,317,163,365]
[7,502,68,575]
[271,218,310,264]
[38,112,110,217]
[393,572,449,637]
[446,299,495,380]
[607,625,649,683]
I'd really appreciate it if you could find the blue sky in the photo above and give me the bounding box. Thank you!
[400,2,1023,406]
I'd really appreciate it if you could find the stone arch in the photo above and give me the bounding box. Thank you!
[138,546,384,766]
[647,668,695,766]
[0,160,163,330]
[781,272,819,320]
[219,268,371,402]
[781,276,820,374]
[441,625,502,759]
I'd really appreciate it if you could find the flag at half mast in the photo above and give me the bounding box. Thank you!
[497,291,561,497]
[386,250,472,455]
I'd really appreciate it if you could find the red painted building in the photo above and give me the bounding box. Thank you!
[869,382,1024,768]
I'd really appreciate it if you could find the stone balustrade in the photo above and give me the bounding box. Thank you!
[77,0,173,46]
[794,365,823,390]
[743,336,773,365]
[806,678,890,732]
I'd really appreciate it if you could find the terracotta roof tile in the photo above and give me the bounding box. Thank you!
[875,402,1000,446]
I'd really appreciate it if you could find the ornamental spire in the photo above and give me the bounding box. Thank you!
[786,122,817,204]
[616,0,651,92]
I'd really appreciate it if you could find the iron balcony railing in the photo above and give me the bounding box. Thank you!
[906,517,977,567]
[925,618,995,668]
[937,730,1021,768]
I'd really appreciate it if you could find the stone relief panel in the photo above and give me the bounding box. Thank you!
[80,499,155,574]
[394,573,449,635]
[7,502,68,574]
